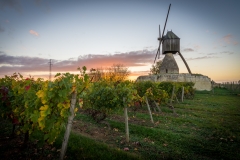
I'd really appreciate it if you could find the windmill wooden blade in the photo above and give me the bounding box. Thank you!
[158,25,161,59]
[159,24,161,38]
[157,42,161,59]
[153,4,171,63]
[161,3,171,42]
[154,25,161,63]
[154,48,159,63]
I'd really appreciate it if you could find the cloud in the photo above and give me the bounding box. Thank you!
[0,49,156,75]
[29,30,39,36]
[187,56,218,61]
[182,48,194,52]
[207,51,234,55]
[233,41,238,45]
[0,0,22,12]
[194,45,201,50]
[0,53,48,66]
[222,34,232,44]
[220,51,234,55]
[221,34,238,46]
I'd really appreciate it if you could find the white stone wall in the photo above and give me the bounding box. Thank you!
[136,73,212,91]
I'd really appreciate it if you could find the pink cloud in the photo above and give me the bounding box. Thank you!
[222,34,232,44]
[0,50,155,75]
[29,30,39,36]
[213,34,239,47]
[233,41,238,45]
[194,45,201,50]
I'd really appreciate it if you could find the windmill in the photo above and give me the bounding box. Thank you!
[154,4,192,74]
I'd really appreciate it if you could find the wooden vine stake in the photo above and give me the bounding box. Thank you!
[123,97,129,143]
[60,91,77,160]
[170,86,175,106]
[154,101,162,113]
[170,86,177,115]
[181,86,184,102]
[145,97,154,123]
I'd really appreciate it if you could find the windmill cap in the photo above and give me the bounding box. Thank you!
[163,31,180,39]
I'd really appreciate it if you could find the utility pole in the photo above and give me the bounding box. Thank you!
[49,59,53,81]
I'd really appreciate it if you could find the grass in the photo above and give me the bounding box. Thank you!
[54,132,140,160]
[1,87,240,159]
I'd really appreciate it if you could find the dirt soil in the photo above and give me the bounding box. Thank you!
[71,110,162,152]
[0,119,60,160]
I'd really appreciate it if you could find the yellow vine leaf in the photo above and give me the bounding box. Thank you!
[42,98,47,105]
[74,108,78,113]
[39,105,51,117]
[57,103,63,109]
[43,81,48,89]
[38,118,45,130]
[78,99,83,108]
[71,85,76,93]
[13,108,19,114]
[36,90,45,98]
[63,102,70,109]
[60,109,68,118]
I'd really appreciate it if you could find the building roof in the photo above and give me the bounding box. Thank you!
[163,31,180,39]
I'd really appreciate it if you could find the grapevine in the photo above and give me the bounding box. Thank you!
[0,67,89,145]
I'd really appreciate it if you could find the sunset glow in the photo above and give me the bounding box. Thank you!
[0,0,239,83]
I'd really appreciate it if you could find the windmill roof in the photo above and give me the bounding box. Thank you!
[163,31,180,39]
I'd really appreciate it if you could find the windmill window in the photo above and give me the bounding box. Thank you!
[166,69,168,73]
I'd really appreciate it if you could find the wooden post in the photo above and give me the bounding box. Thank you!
[123,97,129,143]
[154,101,162,113]
[175,96,179,103]
[170,86,177,115]
[145,97,154,123]
[170,86,175,106]
[60,91,77,160]
[181,86,184,102]
[153,106,156,112]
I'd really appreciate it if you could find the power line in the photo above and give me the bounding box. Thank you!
[49,59,53,81]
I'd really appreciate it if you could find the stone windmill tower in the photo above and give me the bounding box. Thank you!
[154,4,192,74]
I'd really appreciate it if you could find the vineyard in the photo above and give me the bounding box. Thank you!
[0,68,239,159]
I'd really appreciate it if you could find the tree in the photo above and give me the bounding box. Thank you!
[89,64,130,82]
[150,60,162,75]
[107,64,130,82]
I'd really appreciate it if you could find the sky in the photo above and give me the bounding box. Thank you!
[0,0,240,82]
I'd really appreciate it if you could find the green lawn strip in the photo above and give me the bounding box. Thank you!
[108,119,216,159]
[108,110,240,160]
[53,131,141,160]
[111,95,239,160]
